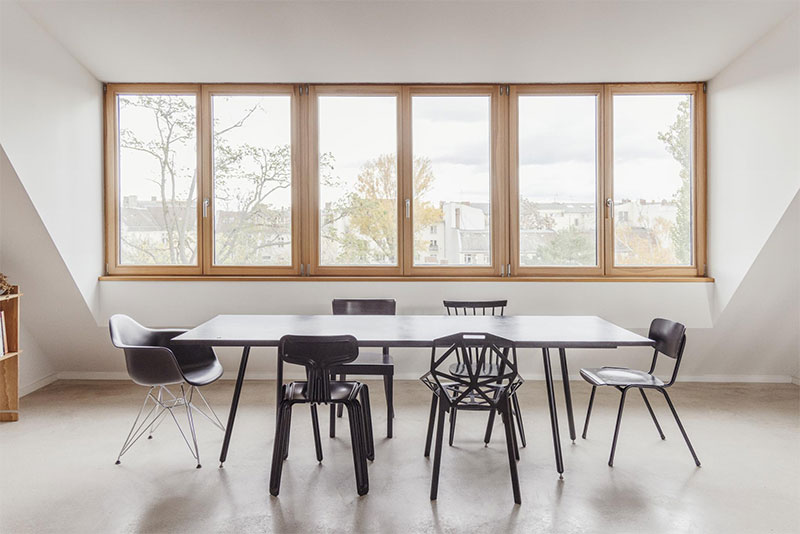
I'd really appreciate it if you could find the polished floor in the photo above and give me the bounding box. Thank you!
[0,380,798,534]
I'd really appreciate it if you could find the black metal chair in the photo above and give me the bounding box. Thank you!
[580,318,701,467]
[270,335,375,497]
[108,314,225,468]
[329,299,395,438]
[424,300,526,452]
[421,333,523,504]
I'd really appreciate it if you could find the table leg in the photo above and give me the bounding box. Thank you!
[559,347,576,442]
[276,354,284,416]
[219,346,251,467]
[542,348,564,477]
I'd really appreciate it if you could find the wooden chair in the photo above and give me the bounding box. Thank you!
[329,299,396,438]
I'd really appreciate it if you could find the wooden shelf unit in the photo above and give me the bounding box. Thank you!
[0,285,21,422]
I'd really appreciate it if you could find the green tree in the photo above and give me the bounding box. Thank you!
[658,99,692,265]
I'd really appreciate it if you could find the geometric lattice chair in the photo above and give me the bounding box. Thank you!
[421,332,524,504]
[271,334,374,497]
[580,318,701,467]
[108,314,225,469]
[428,300,526,451]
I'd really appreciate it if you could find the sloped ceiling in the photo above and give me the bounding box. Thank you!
[19,0,800,83]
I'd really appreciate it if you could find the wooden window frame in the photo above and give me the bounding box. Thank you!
[103,82,707,280]
[404,85,505,277]
[201,84,301,276]
[604,83,707,277]
[509,84,605,277]
[307,85,405,276]
[105,84,203,275]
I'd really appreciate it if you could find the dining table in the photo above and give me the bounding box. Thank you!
[172,314,654,476]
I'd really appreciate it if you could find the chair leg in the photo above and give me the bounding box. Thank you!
[424,392,438,457]
[448,406,458,446]
[500,397,522,505]
[640,389,665,440]
[359,385,375,461]
[310,404,323,462]
[183,386,202,469]
[582,385,596,439]
[346,400,369,496]
[337,374,346,417]
[384,373,394,438]
[509,401,520,461]
[116,386,159,464]
[430,400,448,500]
[269,402,290,496]
[511,392,527,448]
[148,387,164,439]
[282,403,293,461]
[659,389,701,466]
[329,372,337,438]
[483,407,497,445]
[608,388,629,467]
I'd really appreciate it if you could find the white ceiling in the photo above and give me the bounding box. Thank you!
[17,0,800,83]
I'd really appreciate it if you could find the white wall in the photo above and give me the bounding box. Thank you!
[707,11,800,318]
[0,0,104,314]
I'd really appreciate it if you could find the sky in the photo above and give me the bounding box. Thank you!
[118,90,691,224]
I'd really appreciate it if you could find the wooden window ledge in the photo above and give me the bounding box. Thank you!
[99,275,714,283]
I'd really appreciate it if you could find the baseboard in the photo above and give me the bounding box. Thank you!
[50,371,797,384]
[19,373,59,397]
[792,376,800,386]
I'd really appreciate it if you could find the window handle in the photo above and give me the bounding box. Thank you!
[203,198,210,218]
[405,199,411,219]
[606,198,614,219]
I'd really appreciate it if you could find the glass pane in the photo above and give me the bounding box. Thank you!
[518,95,598,267]
[412,95,492,266]
[212,94,292,266]
[613,94,693,266]
[318,95,398,266]
[118,94,198,265]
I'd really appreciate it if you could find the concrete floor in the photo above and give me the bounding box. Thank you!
[0,380,798,534]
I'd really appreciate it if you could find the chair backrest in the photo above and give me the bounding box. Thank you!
[332,298,396,316]
[109,314,184,387]
[424,333,519,409]
[279,335,359,403]
[647,318,687,387]
[649,318,686,359]
[443,300,507,316]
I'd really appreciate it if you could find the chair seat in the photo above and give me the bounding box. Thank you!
[284,381,361,403]
[580,367,664,388]
[181,359,224,387]
[331,351,394,374]
[448,362,500,378]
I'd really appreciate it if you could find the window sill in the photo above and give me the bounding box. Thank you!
[99,275,714,283]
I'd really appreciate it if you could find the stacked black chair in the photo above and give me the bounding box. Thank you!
[424,300,526,452]
[329,299,396,438]
[581,318,701,467]
[108,314,225,468]
[270,335,375,497]
[421,333,524,504]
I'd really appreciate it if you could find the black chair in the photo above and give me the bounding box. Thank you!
[270,335,375,497]
[421,333,523,504]
[329,299,395,438]
[424,300,526,451]
[580,318,701,467]
[108,314,225,468]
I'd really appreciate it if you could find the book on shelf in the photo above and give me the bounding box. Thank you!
[0,310,6,354]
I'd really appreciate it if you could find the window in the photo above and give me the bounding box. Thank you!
[513,88,601,274]
[105,83,705,279]
[409,88,500,274]
[207,88,296,272]
[607,84,703,275]
[311,89,400,272]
